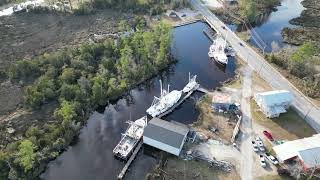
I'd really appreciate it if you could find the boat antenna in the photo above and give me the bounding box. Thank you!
[225,33,227,48]
[189,72,190,82]
[160,79,163,97]
[168,84,170,93]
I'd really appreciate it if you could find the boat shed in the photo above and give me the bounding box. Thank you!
[273,134,320,171]
[143,118,189,156]
[254,90,293,118]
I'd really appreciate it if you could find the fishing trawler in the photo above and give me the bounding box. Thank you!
[183,73,200,93]
[146,80,182,117]
[208,34,228,65]
[113,116,148,160]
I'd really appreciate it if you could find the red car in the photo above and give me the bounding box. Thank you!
[263,130,274,141]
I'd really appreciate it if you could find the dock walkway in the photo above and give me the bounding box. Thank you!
[117,141,143,180]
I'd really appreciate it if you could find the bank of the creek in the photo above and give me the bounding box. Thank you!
[42,22,236,180]
[228,0,304,52]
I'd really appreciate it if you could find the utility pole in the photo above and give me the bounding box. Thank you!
[303,106,313,121]
[258,63,263,75]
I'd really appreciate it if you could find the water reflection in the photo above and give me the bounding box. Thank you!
[229,0,304,52]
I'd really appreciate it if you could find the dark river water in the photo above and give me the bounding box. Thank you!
[229,0,304,52]
[42,22,236,180]
[42,0,306,178]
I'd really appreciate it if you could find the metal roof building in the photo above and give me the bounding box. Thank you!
[298,147,320,170]
[143,118,189,156]
[273,134,320,169]
[254,90,293,118]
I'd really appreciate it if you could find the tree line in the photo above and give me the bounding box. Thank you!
[267,42,320,98]
[74,0,188,15]
[238,0,279,23]
[0,21,173,179]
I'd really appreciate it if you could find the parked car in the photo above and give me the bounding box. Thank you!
[221,26,226,30]
[258,143,265,151]
[256,137,265,151]
[259,155,267,167]
[239,42,244,46]
[251,141,259,152]
[255,136,262,142]
[265,153,279,165]
[263,130,274,141]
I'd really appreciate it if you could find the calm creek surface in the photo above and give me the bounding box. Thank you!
[229,0,304,52]
[42,22,236,180]
[42,0,305,178]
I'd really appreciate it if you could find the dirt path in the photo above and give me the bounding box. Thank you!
[239,65,253,180]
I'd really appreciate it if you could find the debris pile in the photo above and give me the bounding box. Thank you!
[187,149,234,172]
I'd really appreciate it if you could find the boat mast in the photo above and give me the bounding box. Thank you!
[189,72,190,82]
[160,80,163,97]
[167,84,170,93]
[224,33,227,49]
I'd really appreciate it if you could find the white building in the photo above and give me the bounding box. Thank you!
[273,134,320,171]
[143,118,189,156]
[254,90,293,118]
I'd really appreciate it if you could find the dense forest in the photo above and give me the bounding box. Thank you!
[0,21,173,179]
[75,0,188,15]
[238,0,279,23]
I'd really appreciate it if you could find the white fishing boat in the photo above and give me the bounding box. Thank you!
[146,80,182,117]
[113,116,148,159]
[208,34,228,65]
[0,0,44,16]
[183,72,199,93]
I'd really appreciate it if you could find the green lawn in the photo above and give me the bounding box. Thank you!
[251,99,316,140]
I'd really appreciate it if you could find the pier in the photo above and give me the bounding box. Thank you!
[117,141,143,180]
[173,19,201,28]
[203,28,215,42]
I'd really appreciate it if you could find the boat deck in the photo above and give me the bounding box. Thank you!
[158,84,201,118]
[117,140,143,179]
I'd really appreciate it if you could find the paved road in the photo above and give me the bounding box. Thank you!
[239,66,253,180]
[190,0,320,132]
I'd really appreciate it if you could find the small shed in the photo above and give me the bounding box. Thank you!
[298,147,320,171]
[143,118,189,156]
[254,90,293,118]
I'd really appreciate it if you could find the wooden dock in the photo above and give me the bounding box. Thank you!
[173,19,201,28]
[197,87,209,93]
[117,141,143,180]
[203,28,215,42]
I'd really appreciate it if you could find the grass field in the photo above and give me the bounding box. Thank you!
[251,99,316,141]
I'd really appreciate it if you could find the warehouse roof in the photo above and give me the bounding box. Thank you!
[273,134,320,162]
[255,90,293,107]
[143,118,189,149]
